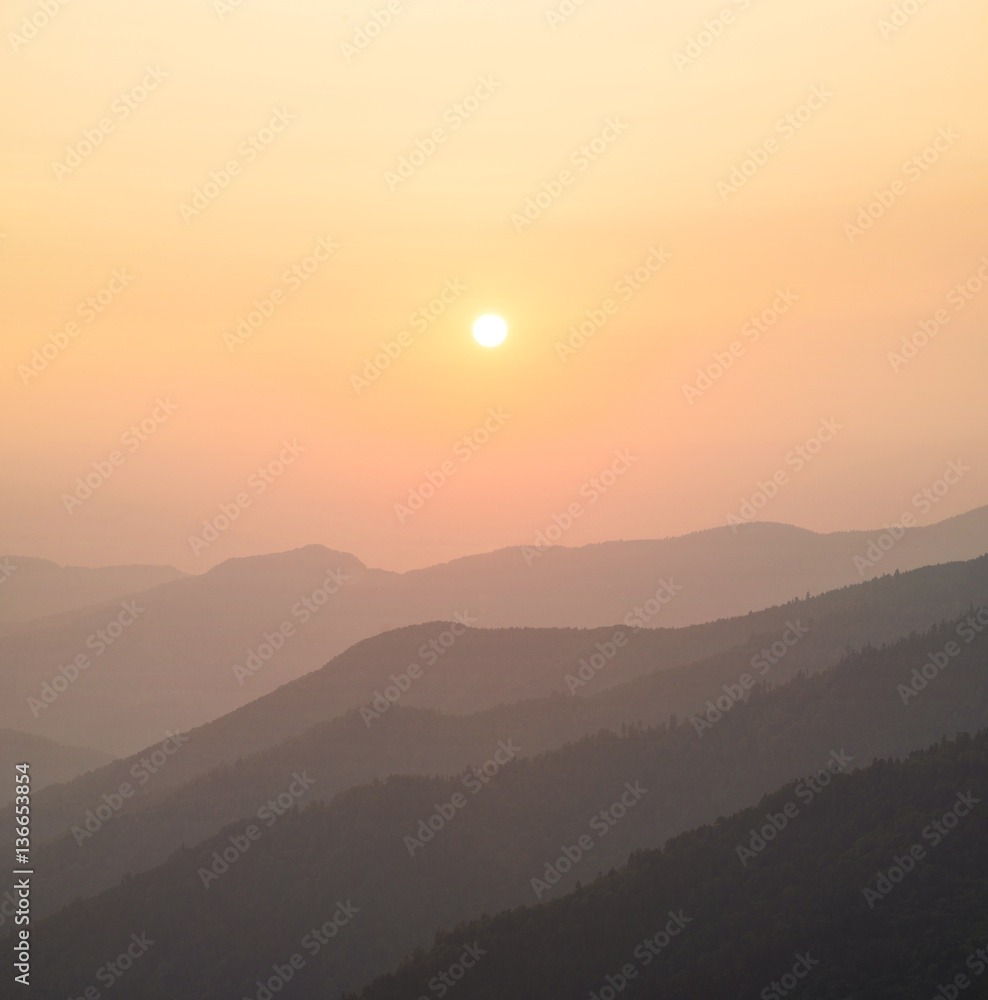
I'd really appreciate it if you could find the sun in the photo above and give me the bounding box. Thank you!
[473,315,507,347]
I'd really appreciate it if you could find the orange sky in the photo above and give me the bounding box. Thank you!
[2,0,986,572]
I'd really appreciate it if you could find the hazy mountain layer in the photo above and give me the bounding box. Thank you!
[0,556,184,634]
[2,506,985,753]
[9,555,988,918]
[0,730,113,808]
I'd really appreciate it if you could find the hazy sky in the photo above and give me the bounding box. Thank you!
[2,0,986,572]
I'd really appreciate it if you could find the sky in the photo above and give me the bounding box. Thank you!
[2,0,986,573]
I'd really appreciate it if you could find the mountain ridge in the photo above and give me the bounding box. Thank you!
[2,507,985,754]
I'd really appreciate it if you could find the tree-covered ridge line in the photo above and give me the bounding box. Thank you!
[352,732,988,1000]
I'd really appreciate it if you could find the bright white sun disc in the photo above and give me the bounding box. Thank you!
[473,315,507,347]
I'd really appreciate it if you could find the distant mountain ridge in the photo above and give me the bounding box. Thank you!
[1,505,985,753]
[0,556,185,634]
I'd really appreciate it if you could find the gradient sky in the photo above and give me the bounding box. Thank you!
[2,0,986,572]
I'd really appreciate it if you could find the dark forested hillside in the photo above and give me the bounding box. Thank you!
[353,731,988,1000]
[17,609,988,999]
